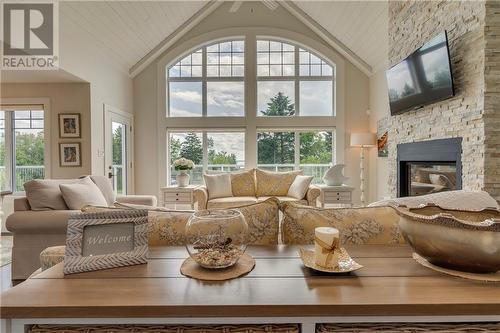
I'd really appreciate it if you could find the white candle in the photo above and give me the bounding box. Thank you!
[314,227,340,268]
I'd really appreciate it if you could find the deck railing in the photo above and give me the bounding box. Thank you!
[169,164,330,186]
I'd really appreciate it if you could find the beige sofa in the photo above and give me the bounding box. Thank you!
[194,168,321,210]
[6,176,157,281]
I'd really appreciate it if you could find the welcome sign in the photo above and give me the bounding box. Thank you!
[64,210,148,275]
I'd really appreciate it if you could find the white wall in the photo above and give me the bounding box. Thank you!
[59,8,134,177]
[368,70,390,202]
[133,1,371,204]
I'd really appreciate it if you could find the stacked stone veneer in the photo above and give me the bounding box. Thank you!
[387,0,500,201]
[484,1,500,201]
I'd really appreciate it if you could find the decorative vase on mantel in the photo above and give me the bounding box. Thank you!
[176,170,190,187]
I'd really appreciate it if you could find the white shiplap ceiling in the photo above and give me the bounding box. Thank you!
[59,1,388,77]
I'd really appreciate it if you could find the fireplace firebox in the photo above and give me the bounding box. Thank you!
[397,138,462,197]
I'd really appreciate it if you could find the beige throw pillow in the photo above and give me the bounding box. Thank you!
[255,169,303,197]
[60,177,108,210]
[287,175,313,199]
[230,169,256,197]
[24,179,80,210]
[203,173,233,200]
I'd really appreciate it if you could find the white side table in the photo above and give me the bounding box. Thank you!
[317,185,354,208]
[160,185,199,209]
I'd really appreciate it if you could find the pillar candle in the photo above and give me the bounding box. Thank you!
[314,227,340,268]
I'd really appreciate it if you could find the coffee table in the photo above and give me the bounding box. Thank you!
[1,245,499,333]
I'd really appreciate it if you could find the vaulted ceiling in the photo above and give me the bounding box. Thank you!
[60,1,388,77]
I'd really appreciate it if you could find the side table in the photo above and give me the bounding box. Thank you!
[317,185,354,208]
[160,185,198,209]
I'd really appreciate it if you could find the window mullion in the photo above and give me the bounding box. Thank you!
[294,131,300,170]
[202,131,208,172]
[5,111,14,192]
[202,47,207,117]
[294,45,300,117]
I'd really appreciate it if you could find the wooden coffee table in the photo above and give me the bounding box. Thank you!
[1,245,499,333]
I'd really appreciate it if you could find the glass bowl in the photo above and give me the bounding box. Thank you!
[185,209,248,269]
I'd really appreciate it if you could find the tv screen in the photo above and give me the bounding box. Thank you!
[386,31,454,115]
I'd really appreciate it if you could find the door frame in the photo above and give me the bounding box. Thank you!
[104,104,134,194]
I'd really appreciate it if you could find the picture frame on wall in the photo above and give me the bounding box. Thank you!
[59,113,81,138]
[60,142,82,167]
[377,116,389,157]
[64,209,149,275]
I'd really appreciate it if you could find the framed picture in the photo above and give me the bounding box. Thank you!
[377,116,389,157]
[64,210,149,275]
[59,142,81,167]
[59,113,81,138]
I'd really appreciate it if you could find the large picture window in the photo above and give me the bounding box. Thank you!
[168,130,245,185]
[165,36,337,185]
[167,40,245,117]
[1,107,45,192]
[257,130,334,183]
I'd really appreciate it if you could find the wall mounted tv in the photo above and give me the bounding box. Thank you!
[386,31,454,116]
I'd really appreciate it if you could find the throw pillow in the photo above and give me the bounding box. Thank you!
[255,169,303,197]
[148,198,280,246]
[368,190,499,210]
[230,169,256,197]
[287,175,313,199]
[24,179,80,210]
[203,173,233,199]
[59,176,108,210]
[89,175,116,206]
[281,202,405,245]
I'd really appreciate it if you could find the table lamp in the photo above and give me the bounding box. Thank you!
[351,133,376,206]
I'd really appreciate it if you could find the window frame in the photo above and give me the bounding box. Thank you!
[167,39,246,118]
[256,39,335,117]
[158,29,346,189]
[1,99,51,194]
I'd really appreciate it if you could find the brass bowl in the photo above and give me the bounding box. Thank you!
[392,203,500,273]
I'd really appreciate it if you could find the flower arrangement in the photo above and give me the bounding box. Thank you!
[173,158,195,171]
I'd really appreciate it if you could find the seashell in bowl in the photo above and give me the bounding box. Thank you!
[391,203,500,273]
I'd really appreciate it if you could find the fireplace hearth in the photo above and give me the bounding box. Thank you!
[397,138,462,197]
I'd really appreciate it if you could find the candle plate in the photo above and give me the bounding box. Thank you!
[299,248,363,273]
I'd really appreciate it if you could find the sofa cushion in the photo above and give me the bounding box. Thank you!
[207,196,258,209]
[6,210,76,234]
[230,169,256,197]
[287,175,313,199]
[60,177,108,210]
[281,202,405,245]
[257,196,308,205]
[255,169,303,197]
[368,190,499,211]
[24,179,80,210]
[89,175,116,206]
[203,173,233,199]
[148,198,279,246]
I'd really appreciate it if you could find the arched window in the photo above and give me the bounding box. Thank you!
[165,37,337,185]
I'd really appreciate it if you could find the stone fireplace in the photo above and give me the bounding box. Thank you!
[397,138,462,197]
[386,1,500,201]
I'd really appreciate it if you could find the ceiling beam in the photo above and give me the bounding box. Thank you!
[280,1,373,76]
[129,0,223,77]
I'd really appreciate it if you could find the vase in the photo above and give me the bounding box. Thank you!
[176,170,190,187]
[185,209,248,269]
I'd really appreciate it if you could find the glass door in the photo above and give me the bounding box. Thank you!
[104,106,133,195]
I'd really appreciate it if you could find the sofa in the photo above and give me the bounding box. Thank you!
[6,175,157,281]
[194,168,321,210]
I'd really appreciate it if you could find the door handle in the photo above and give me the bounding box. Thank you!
[108,172,114,179]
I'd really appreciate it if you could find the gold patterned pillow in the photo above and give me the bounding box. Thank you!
[255,169,302,197]
[231,169,256,197]
[148,198,280,246]
[281,202,405,245]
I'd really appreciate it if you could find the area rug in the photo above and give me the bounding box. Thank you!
[0,235,13,267]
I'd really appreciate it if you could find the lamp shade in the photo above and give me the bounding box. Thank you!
[351,133,376,147]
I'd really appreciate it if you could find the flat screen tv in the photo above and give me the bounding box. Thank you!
[386,31,454,115]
